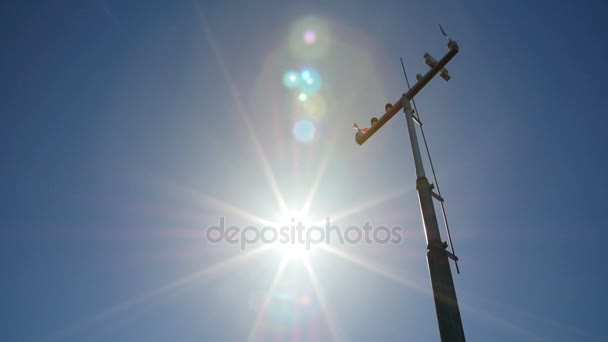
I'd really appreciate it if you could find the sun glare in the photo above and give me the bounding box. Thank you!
[277,242,309,261]
[273,210,317,261]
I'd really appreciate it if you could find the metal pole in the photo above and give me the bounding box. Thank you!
[403,100,426,180]
[403,100,465,341]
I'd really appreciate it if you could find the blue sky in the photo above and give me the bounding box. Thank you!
[2,1,608,341]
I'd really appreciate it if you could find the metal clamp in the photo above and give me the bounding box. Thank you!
[427,241,448,250]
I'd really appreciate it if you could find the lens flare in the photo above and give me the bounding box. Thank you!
[298,93,308,102]
[298,68,321,93]
[264,286,321,330]
[289,17,331,60]
[293,119,315,143]
[298,94,327,120]
[282,70,300,88]
[303,29,317,44]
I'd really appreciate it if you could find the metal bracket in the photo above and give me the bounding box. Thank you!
[428,241,460,273]
[427,241,448,250]
[428,183,445,202]
[446,250,459,262]
[431,191,444,202]
[412,113,422,126]
[448,251,461,274]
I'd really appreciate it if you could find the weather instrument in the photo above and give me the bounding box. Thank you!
[353,25,465,342]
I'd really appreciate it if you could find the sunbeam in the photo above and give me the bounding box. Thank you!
[301,113,345,217]
[303,258,341,342]
[319,246,549,341]
[165,179,274,226]
[193,1,287,214]
[48,245,273,342]
[329,188,410,223]
[317,245,429,295]
[247,258,288,341]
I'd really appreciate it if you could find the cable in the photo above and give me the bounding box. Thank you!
[400,57,460,274]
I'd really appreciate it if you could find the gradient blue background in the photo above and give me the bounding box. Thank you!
[2,1,607,341]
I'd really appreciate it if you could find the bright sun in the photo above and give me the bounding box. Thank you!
[277,241,309,261]
[273,210,317,261]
